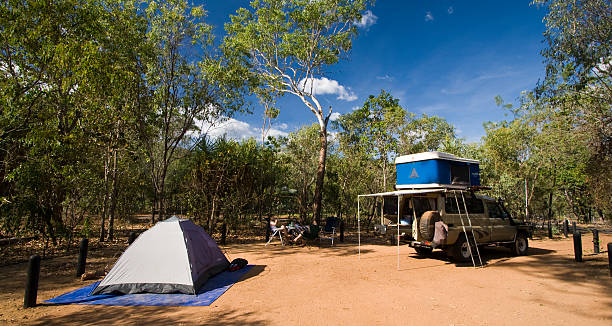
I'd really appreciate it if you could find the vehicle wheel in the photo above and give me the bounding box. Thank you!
[511,233,529,256]
[452,236,473,262]
[415,246,433,256]
[418,211,441,241]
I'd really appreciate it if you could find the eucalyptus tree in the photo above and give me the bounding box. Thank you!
[399,113,459,155]
[282,124,321,222]
[531,0,611,219]
[0,0,135,240]
[337,90,405,191]
[86,0,150,241]
[140,0,244,222]
[223,0,369,224]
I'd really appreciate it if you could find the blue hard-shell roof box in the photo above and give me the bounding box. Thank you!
[395,152,480,189]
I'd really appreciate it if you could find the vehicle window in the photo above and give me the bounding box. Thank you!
[466,198,484,214]
[383,197,398,215]
[404,197,433,216]
[486,202,505,219]
[445,197,460,214]
[413,197,432,217]
[444,196,483,214]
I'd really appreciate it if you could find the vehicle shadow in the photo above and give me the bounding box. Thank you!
[406,245,556,268]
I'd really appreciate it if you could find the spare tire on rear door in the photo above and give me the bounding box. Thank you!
[418,211,441,241]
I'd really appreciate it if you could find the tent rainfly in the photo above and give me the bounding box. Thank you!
[92,216,229,295]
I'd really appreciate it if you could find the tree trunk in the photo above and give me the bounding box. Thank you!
[107,148,119,241]
[151,194,157,224]
[382,157,387,191]
[158,164,168,220]
[99,147,110,242]
[312,125,328,225]
[208,197,217,233]
[158,188,165,220]
[547,166,556,223]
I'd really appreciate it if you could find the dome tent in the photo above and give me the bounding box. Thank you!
[92,216,229,295]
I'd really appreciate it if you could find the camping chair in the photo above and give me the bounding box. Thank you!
[300,225,320,246]
[265,224,284,246]
[320,217,339,246]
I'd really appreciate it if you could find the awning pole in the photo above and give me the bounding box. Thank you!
[397,195,400,270]
[358,196,361,259]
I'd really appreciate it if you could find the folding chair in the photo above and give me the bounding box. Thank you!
[265,225,284,246]
[320,217,339,246]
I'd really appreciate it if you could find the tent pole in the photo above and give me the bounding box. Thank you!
[358,196,361,259]
[397,195,400,270]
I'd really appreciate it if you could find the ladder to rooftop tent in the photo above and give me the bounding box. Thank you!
[452,190,484,268]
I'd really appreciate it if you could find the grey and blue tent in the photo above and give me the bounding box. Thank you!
[92,216,229,295]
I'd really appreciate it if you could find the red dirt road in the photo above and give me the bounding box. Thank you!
[1,233,611,325]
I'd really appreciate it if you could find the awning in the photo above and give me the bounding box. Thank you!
[358,188,446,198]
[357,188,448,270]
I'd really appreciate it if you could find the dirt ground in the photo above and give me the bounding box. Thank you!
[1,232,611,325]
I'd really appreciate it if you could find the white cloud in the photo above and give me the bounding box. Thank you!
[594,57,611,74]
[425,12,434,22]
[376,74,393,82]
[329,112,341,121]
[299,77,358,101]
[195,117,289,141]
[447,6,454,14]
[355,10,378,29]
[352,106,360,111]
[327,131,339,143]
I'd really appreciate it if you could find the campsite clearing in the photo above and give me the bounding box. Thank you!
[1,232,611,325]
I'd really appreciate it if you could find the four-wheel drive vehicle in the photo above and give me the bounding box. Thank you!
[374,190,533,262]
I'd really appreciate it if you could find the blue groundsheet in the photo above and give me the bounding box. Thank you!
[44,265,253,306]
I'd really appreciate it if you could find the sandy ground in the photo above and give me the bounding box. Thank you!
[1,232,611,325]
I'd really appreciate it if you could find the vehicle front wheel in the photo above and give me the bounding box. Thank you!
[510,233,529,256]
[415,246,433,256]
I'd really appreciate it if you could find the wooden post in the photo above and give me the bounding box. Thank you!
[221,223,227,245]
[573,232,582,262]
[76,238,88,277]
[265,217,271,242]
[128,232,137,244]
[563,219,568,238]
[593,230,599,254]
[24,255,41,308]
[572,221,577,234]
[608,243,612,277]
[339,219,345,243]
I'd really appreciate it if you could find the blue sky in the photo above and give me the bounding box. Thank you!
[201,1,548,143]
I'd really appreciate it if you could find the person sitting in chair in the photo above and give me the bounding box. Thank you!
[291,221,320,245]
[270,218,289,238]
[290,220,307,244]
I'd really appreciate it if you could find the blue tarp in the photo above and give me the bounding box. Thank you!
[44,265,253,306]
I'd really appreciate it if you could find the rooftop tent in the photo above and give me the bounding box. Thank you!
[92,216,229,295]
[395,151,480,189]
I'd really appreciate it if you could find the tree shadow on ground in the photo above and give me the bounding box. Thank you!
[490,247,612,319]
[225,240,375,259]
[29,306,268,326]
[237,244,375,259]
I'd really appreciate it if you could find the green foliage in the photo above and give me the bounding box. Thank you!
[224,0,370,224]
[182,137,283,232]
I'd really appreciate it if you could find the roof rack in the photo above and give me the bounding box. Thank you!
[468,185,492,192]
